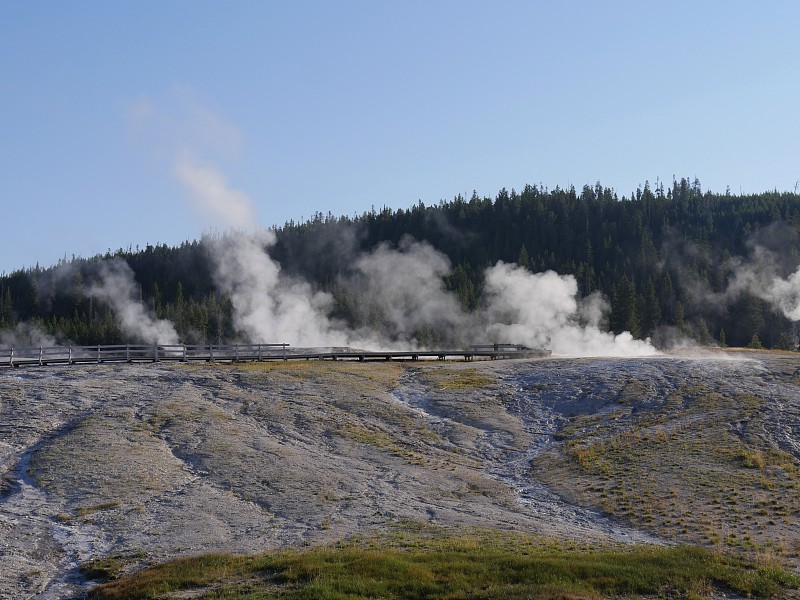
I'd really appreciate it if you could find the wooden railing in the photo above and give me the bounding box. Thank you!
[0,343,550,368]
[0,343,288,367]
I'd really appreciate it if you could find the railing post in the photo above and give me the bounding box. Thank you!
[153,344,158,362]
[9,348,13,367]
[39,347,43,366]
[68,345,72,364]
[210,345,214,363]
[182,345,187,362]
[126,344,130,362]
[97,346,101,364]
[258,344,262,361]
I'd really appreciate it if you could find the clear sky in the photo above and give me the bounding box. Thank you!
[2,1,799,274]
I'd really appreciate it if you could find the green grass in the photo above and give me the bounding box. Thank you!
[77,500,122,517]
[87,531,800,599]
[339,422,429,465]
[420,367,496,390]
[81,558,124,582]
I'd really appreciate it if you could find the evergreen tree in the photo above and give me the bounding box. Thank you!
[2,181,800,349]
[517,244,531,270]
[694,319,712,345]
[775,330,796,351]
[611,276,639,337]
[0,287,13,328]
[748,334,763,349]
[640,279,661,337]
[674,301,685,330]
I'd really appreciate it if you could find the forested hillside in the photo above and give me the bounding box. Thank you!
[2,178,800,349]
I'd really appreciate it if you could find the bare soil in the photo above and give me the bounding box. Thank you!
[1,352,799,599]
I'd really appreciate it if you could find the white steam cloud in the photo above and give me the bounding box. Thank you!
[0,96,660,356]
[725,245,800,321]
[0,323,60,348]
[161,100,657,357]
[173,145,349,347]
[0,259,179,348]
[765,271,800,321]
[202,228,658,356]
[208,231,347,346]
[174,153,258,230]
[88,259,179,345]
[672,225,800,325]
[348,237,468,347]
[482,263,658,357]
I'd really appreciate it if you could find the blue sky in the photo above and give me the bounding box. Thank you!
[2,1,799,274]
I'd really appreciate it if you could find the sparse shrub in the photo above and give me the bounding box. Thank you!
[740,449,766,470]
[80,558,123,581]
[76,500,122,516]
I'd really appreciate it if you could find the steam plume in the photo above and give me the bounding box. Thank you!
[160,101,657,356]
[174,153,257,230]
[176,170,656,354]
[482,263,658,357]
[347,237,468,347]
[0,323,60,348]
[764,270,800,320]
[674,224,800,324]
[87,258,179,344]
[725,245,800,321]
[207,231,347,346]
[172,150,349,346]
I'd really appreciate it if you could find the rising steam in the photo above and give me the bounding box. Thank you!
[674,224,800,324]
[764,271,800,321]
[0,258,179,347]
[200,226,658,356]
[346,237,468,347]
[725,245,800,322]
[174,146,348,347]
[207,230,348,347]
[159,99,659,356]
[87,258,179,344]
[0,322,60,348]
[482,263,658,356]
[174,153,258,230]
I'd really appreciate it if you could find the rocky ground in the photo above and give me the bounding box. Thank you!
[1,351,799,599]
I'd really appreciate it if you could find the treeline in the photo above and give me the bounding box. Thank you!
[0,242,233,345]
[2,178,799,348]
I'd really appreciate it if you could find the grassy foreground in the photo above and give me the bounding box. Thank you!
[88,531,800,600]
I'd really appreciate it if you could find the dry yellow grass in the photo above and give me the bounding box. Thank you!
[535,381,800,564]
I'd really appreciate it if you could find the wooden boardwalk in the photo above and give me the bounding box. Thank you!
[0,343,550,368]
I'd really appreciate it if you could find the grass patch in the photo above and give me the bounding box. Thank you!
[536,381,800,562]
[29,415,184,503]
[77,500,122,517]
[339,423,428,465]
[87,532,800,599]
[740,449,766,470]
[208,360,403,390]
[420,367,496,390]
[81,558,124,581]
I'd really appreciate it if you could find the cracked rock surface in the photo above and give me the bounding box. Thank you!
[1,353,798,598]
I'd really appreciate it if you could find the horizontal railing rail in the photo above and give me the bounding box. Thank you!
[0,343,549,368]
[470,343,531,351]
[0,343,290,367]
